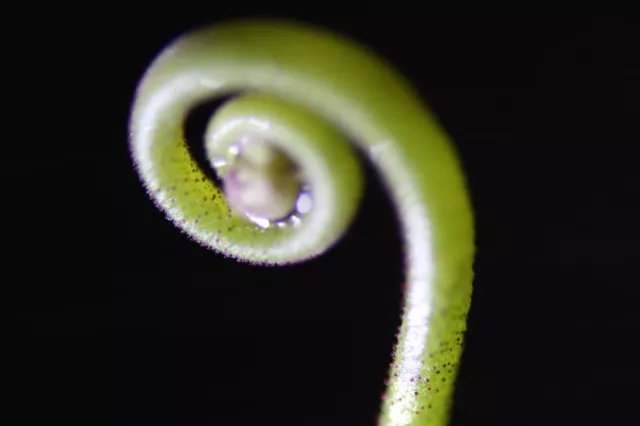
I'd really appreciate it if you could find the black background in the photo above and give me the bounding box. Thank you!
[18,14,640,426]
[116,15,639,426]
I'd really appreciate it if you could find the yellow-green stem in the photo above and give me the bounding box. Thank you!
[129,19,474,425]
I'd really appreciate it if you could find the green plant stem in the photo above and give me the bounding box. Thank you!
[129,19,475,426]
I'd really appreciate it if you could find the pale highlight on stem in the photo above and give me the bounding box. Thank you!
[129,19,474,426]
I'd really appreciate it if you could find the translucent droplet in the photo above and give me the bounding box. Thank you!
[295,192,313,214]
[223,140,302,221]
[245,212,270,229]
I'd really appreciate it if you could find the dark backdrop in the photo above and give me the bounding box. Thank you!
[28,15,640,426]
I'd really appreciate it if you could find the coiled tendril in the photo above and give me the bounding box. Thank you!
[129,19,474,426]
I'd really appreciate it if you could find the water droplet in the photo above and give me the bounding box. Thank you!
[245,212,270,229]
[296,192,313,214]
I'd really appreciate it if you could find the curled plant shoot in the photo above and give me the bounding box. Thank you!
[129,19,475,426]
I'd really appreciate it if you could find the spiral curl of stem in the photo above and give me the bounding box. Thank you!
[129,19,474,426]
